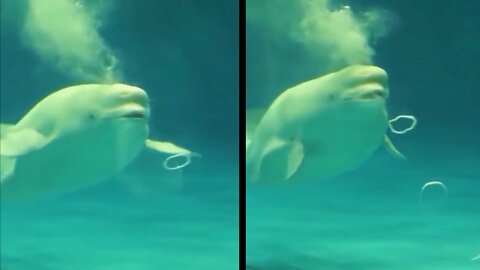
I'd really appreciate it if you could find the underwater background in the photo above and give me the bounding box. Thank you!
[1,0,239,269]
[247,0,479,269]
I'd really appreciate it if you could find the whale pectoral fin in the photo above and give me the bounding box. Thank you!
[257,137,304,183]
[145,139,201,157]
[0,127,49,157]
[0,156,16,182]
[384,135,406,160]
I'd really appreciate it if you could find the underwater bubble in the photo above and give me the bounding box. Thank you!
[100,50,117,72]
[163,154,191,171]
[389,115,417,134]
[419,181,448,207]
[74,1,83,8]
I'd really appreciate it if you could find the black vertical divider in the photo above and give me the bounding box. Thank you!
[239,0,247,268]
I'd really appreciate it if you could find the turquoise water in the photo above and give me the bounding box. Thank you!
[2,157,239,269]
[247,130,480,269]
[1,0,239,269]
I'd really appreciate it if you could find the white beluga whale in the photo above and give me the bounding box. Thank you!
[246,65,404,184]
[0,84,198,201]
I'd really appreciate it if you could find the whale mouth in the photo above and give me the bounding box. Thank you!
[342,87,387,102]
[122,110,148,119]
[359,89,386,100]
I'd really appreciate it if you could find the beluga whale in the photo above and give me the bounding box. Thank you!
[0,84,198,201]
[246,65,404,184]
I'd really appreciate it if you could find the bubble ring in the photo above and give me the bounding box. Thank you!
[389,115,417,134]
[472,254,480,261]
[163,154,191,170]
[419,181,448,206]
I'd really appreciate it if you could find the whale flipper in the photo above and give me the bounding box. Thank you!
[384,135,406,160]
[1,124,47,182]
[255,137,304,183]
[0,125,49,157]
[145,139,200,157]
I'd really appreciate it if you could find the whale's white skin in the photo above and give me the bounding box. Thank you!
[0,84,195,201]
[246,65,401,184]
